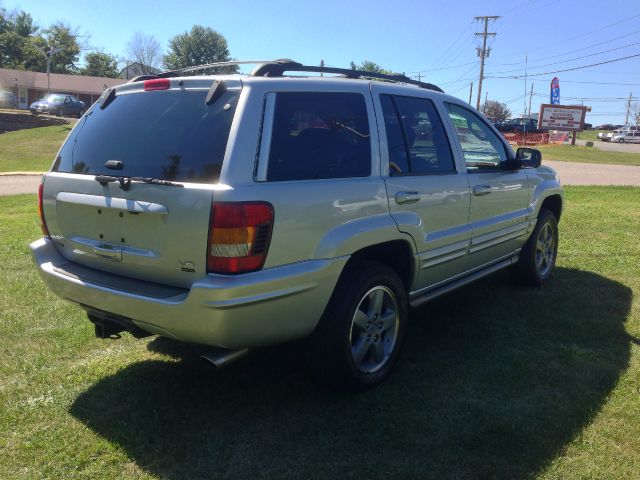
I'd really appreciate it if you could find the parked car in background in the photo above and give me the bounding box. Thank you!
[594,124,616,130]
[610,131,640,143]
[495,118,542,134]
[0,90,18,109]
[29,93,85,117]
[600,129,624,142]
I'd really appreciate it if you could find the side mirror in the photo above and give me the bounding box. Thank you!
[516,147,542,168]
[64,98,70,103]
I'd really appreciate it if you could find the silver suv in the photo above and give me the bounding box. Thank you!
[31,60,563,390]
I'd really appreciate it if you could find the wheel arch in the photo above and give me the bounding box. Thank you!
[342,240,415,292]
[539,194,563,222]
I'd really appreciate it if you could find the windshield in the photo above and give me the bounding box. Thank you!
[53,88,240,184]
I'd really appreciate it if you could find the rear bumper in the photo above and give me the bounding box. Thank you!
[30,238,347,348]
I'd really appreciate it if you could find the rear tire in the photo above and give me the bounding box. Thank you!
[306,262,408,391]
[510,209,558,286]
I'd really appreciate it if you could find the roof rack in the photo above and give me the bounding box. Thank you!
[152,59,443,93]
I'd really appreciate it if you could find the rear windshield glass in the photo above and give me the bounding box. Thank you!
[53,88,239,183]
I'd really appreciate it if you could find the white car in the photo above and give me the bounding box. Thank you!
[610,130,640,143]
[600,129,624,142]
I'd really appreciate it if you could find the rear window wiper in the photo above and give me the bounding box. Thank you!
[95,175,184,190]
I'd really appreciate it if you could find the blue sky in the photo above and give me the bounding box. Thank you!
[4,0,640,124]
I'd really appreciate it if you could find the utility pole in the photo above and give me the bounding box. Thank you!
[528,82,534,118]
[484,91,488,113]
[625,91,633,125]
[320,59,324,77]
[417,73,422,82]
[468,81,473,105]
[474,15,500,110]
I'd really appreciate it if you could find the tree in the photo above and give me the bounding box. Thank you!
[81,51,119,78]
[36,22,82,74]
[350,60,395,75]
[126,31,162,74]
[481,100,511,122]
[0,8,38,69]
[163,25,237,73]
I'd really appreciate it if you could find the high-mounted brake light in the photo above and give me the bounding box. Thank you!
[37,181,49,237]
[207,202,274,274]
[144,78,171,91]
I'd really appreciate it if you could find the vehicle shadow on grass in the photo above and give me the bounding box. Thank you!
[70,267,632,479]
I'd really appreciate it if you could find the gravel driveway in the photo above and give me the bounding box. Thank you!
[1,162,639,197]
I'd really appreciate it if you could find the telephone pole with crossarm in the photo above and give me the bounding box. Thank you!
[474,15,500,110]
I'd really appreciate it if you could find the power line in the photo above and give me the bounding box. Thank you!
[554,80,640,86]
[423,22,473,72]
[409,60,477,74]
[489,29,640,67]
[491,13,640,59]
[487,52,640,79]
[486,42,640,75]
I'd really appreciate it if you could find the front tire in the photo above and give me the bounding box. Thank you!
[306,262,408,391]
[511,209,558,286]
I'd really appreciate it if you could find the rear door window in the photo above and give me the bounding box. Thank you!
[53,89,240,183]
[379,94,455,175]
[266,92,371,181]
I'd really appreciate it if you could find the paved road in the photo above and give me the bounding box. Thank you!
[1,162,639,196]
[576,139,640,153]
[0,174,40,196]
[545,160,640,186]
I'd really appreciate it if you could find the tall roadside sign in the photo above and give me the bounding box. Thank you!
[550,77,560,105]
[538,104,588,145]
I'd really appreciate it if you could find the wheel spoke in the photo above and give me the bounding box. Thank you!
[352,308,370,331]
[380,311,397,333]
[351,337,369,364]
[373,340,385,363]
[367,289,384,317]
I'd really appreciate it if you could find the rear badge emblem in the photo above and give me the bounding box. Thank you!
[179,260,196,273]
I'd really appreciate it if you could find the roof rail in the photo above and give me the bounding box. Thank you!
[151,58,443,93]
[251,60,444,93]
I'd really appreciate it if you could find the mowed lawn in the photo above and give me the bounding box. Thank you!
[538,145,640,166]
[1,187,639,479]
[0,123,74,172]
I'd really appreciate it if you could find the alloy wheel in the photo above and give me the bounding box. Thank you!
[349,286,399,373]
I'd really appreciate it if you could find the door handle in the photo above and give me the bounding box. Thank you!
[395,191,420,205]
[473,184,493,196]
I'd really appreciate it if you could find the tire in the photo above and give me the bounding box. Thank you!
[77,109,85,118]
[510,209,559,286]
[306,262,408,391]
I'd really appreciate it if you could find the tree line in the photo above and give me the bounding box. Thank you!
[0,7,235,78]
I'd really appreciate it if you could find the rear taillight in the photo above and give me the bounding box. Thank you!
[37,182,49,237]
[144,78,170,91]
[207,202,274,274]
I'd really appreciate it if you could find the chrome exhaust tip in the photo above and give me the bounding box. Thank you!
[201,348,249,368]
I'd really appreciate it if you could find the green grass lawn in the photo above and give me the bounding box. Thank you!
[0,123,74,172]
[539,145,640,166]
[577,129,607,142]
[1,187,639,479]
